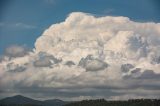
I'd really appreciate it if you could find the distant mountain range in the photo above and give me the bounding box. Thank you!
[0,95,69,106]
[1,95,160,106]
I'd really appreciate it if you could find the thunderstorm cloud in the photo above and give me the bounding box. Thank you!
[0,12,160,100]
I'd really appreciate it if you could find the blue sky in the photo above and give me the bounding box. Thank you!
[0,0,160,54]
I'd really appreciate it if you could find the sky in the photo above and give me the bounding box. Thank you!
[0,0,160,54]
[0,0,160,100]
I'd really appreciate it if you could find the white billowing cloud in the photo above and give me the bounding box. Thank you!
[0,12,160,100]
[35,12,160,67]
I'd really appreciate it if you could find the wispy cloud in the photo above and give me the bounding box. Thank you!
[44,0,56,5]
[0,22,37,29]
[103,9,115,14]
[14,23,37,29]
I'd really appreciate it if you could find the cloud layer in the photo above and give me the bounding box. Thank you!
[0,12,160,100]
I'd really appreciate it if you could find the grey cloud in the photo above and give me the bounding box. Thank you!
[2,82,160,101]
[129,35,143,51]
[151,55,160,64]
[5,45,30,58]
[7,63,26,73]
[79,55,108,71]
[128,35,149,58]
[34,58,52,67]
[121,64,134,73]
[65,61,75,67]
[139,70,160,79]
[1,85,122,100]
[124,68,160,81]
[78,55,93,67]
[8,66,26,73]
[131,68,141,74]
[33,52,61,67]
[123,68,141,79]
[120,68,160,91]
[85,60,108,71]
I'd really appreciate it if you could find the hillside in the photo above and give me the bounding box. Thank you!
[0,95,68,106]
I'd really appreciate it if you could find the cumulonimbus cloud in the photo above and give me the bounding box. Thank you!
[0,12,160,100]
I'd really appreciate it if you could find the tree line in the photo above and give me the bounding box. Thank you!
[64,99,160,106]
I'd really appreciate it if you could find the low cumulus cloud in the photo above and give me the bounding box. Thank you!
[6,62,26,73]
[4,45,30,58]
[79,55,108,71]
[33,52,61,67]
[0,12,160,100]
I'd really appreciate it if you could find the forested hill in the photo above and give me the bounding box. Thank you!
[64,99,160,106]
[0,95,160,106]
